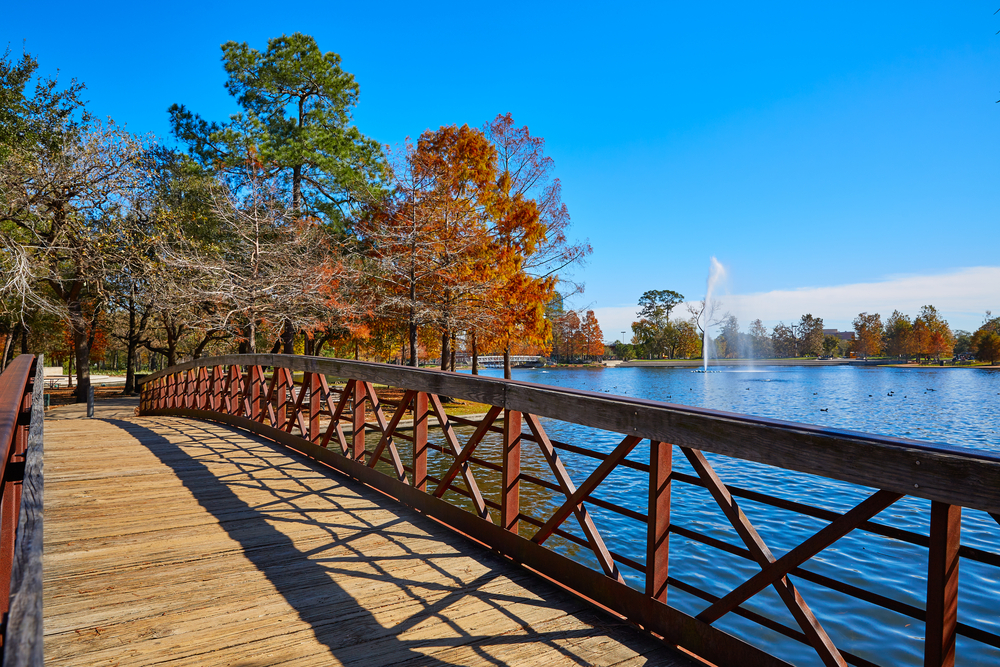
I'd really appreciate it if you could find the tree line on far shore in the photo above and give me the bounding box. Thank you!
[617,289,1000,364]
[0,35,593,400]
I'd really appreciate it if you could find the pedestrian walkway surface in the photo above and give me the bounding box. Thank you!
[43,399,699,666]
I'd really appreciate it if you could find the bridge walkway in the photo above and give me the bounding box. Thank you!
[43,399,697,666]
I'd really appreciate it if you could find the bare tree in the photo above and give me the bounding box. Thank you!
[158,167,346,352]
[0,120,151,400]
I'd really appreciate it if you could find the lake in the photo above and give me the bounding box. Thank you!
[419,364,1000,666]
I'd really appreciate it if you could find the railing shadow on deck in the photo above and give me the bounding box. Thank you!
[137,354,1000,667]
[101,415,681,666]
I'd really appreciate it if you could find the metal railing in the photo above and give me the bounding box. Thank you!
[0,355,43,666]
[138,354,1000,667]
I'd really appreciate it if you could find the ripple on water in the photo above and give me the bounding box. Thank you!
[452,365,1000,665]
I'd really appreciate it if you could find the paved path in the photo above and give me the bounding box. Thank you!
[43,399,698,666]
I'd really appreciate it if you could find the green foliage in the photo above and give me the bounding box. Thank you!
[0,47,88,160]
[637,289,684,328]
[168,33,386,230]
[795,313,824,357]
[973,331,1000,365]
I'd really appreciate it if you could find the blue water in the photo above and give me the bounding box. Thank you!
[362,366,1000,666]
[386,365,1000,666]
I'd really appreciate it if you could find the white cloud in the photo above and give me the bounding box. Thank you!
[593,266,1000,342]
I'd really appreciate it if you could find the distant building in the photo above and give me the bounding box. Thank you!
[823,329,855,342]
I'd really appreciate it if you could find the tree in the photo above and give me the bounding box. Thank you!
[0,47,88,161]
[159,166,344,355]
[673,318,702,358]
[482,113,590,378]
[561,311,582,361]
[822,335,841,357]
[794,314,824,357]
[717,316,743,358]
[852,312,883,359]
[355,127,497,369]
[414,125,497,370]
[637,290,684,327]
[581,310,603,360]
[883,310,912,358]
[914,305,954,361]
[748,318,772,358]
[971,312,1000,365]
[972,331,1000,365]
[1,118,150,401]
[630,318,658,359]
[953,330,973,356]
[169,32,384,227]
[771,323,796,358]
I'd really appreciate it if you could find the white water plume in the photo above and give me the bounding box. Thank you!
[701,257,727,371]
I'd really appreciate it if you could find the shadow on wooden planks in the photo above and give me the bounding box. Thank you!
[101,416,695,666]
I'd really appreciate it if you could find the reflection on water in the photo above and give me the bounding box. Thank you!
[373,365,1000,667]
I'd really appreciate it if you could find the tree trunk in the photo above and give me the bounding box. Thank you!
[19,324,28,354]
[450,332,456,372]
[0,328,14,372]
[72,327,91,403]
[471,331,479,375]
[503,346,512,380]
[408,320,418,367]
[314,334,331,358]
[124,294,140,395]
[440,331,450,371]
[281,318,295,354]
[124,338,139,395]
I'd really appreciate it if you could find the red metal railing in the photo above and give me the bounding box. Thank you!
[138,354,1000,667]
[0,354,43,666]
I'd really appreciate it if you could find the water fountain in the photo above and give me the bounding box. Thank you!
[694,257,726,373]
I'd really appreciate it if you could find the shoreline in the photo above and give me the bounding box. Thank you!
[614,359,999,369]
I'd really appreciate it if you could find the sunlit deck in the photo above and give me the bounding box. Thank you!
[43,399,696,666]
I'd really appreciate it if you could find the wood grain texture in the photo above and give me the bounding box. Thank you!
[139,355,1000,513]
[43,398,699,667]
[143,406,787,667]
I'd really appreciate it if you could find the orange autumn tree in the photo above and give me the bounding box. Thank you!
[355,126,497,367]
[582,310,604,361]
[415,125,497,370]
[479,113,591,378]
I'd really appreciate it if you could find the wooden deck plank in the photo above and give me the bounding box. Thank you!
[43,399,699,666]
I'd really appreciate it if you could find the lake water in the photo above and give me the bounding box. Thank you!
[413,364,1000,667]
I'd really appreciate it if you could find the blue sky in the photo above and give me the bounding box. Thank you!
[4,2,998,338]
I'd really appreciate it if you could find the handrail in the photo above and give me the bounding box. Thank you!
[0,354,43,666]
[138,354,1000,514]
[138,354,1000,667]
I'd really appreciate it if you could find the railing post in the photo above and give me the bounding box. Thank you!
[228,365,240,415]
[275,369,289,430]
[182,369,192,409]
[925,501,961,667]
[502,409,522,535]
[352,380,366,462]
[412,392,428,491]
[308,372,321,443]
[210,366,223,412]
[646,440,671,602]
[250,366,262,421]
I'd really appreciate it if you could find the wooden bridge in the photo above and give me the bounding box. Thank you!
[2,354,1000,666]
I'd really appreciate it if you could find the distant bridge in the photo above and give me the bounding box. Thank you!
[474,355,541,368]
